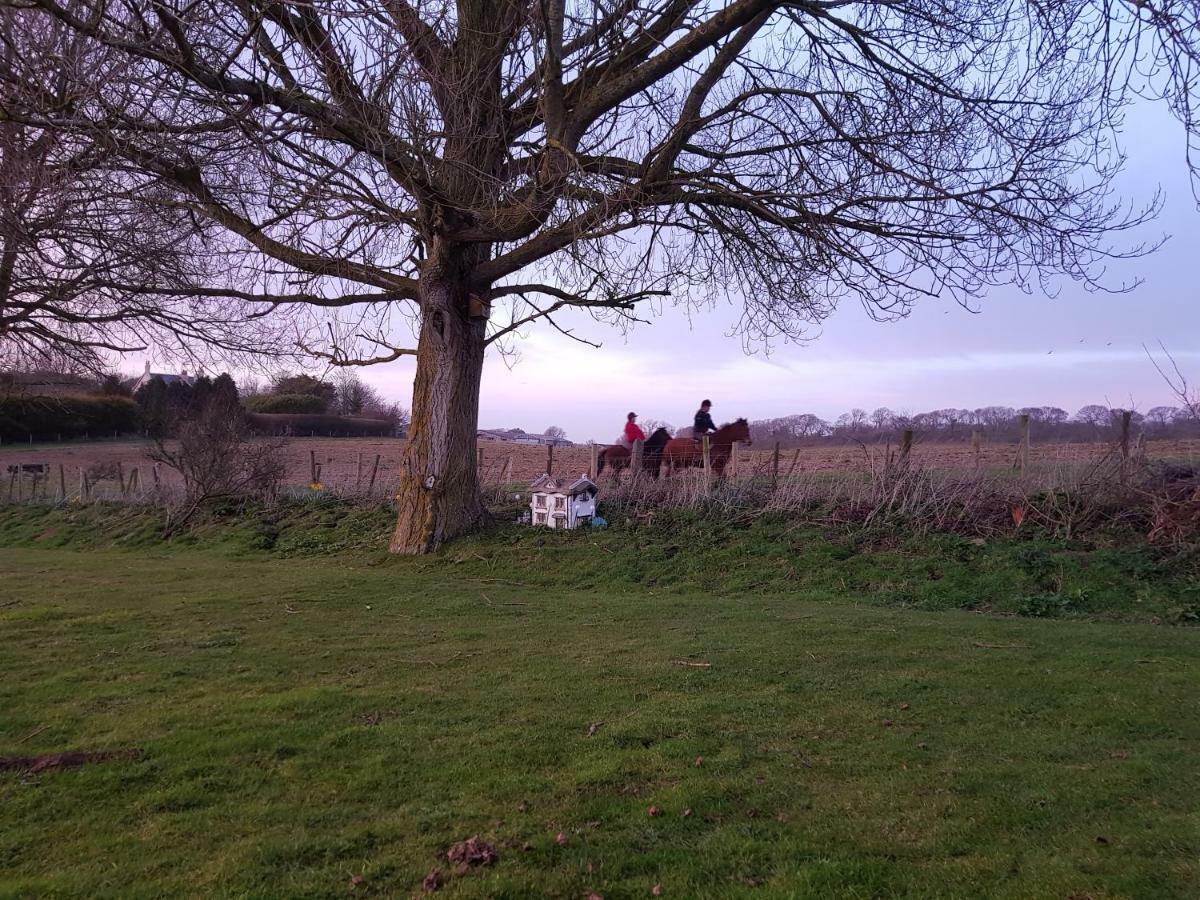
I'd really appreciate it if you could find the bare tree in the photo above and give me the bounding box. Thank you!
[640,418,674,437]
[14,0,1200,551]
[0,8,300,373]
[544,425,567,441]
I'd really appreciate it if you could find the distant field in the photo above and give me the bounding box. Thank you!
[1,436,1198,493]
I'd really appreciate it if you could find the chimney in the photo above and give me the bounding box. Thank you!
[181,368,188,378]
[144,361,151,374]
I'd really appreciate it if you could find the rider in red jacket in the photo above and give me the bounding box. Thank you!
[624,411,647,444]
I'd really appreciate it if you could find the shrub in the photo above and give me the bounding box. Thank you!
[0,394,137,441]
[244,393,327,414]
[244,412,395,437]
[150,403,287,535]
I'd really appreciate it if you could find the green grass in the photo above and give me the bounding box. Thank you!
[1,505,1199,897]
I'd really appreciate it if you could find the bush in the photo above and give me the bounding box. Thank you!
[244,412,395,437]
[0,394,137,441]
[244,393,327,414]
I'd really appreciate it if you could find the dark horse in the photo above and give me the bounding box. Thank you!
[596,427,671,479]
[662,419,752,476]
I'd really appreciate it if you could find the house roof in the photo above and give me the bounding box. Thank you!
[530,474,597,495]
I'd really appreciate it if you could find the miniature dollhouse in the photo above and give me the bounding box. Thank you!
[528,474,598,529]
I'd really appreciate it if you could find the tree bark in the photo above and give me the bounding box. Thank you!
[390,242,489,553]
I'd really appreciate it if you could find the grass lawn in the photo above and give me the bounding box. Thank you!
[2,532,1198,899]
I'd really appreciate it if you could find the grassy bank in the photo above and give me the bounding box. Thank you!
[0,500,1197,624]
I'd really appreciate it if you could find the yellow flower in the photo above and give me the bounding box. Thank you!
[310,482,323,492]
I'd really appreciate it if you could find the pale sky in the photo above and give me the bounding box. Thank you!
[356,104,1200,443]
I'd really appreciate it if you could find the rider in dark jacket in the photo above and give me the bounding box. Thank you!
[693,400,717,439]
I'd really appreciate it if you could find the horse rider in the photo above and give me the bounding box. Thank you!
[617,411,646,449]
[693,400,717,442]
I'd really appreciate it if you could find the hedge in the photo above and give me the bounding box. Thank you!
[244,393,327,414]
[245,413,396,437]
[0,394,138,441]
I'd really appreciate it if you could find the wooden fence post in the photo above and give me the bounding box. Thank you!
[1119,410,1132,482]
[729,441,740,478]
[367,454,381,496]
[501,455,512,486]
[309,449,318,484]
[58,464,66,501]
[1016,414,1031,474]
[772,441,781,489]
[899,429,914,467]
[971,430,982,468]
[786,448,801,478]
[78,467,86,501]
[701,435,712,495]
[356,452,363,491]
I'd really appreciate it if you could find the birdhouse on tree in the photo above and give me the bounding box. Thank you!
[529,474,598,529]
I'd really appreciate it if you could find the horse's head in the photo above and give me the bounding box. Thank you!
[645,427,672,450]
[724,417,752,445]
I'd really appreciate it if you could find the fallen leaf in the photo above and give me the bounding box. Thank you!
[522,842,533,852]
[694,756,703,767]
[556,831,569,847]
[421,869,443,893]
[647,805,662,817]
[517,799,530,813]
[682,808,693,818]
[587,721,604,737]
[585,893,604,900]
[917,742,928,750]
[652,885,663,896]
[446,836,497,868]
[899,703,910,711]
[882,719,894,727]
[350,874,364,889]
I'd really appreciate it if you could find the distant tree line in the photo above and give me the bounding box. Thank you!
[750,405,1200,448]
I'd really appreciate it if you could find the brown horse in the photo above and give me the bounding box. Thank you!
[662,419,752,476]
[596,427,671,479]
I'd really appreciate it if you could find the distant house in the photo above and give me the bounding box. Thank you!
[126,361,197,394]
[0,370,94,396]
[478,427,572,447]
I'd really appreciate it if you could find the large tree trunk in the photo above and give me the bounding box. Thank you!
[390,244,489,554]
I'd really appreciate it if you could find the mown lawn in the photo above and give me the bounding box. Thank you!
[1,539,1198,899]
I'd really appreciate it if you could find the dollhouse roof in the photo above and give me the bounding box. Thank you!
[530,474,597,496]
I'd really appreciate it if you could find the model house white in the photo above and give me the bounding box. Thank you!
[529,474,598,529]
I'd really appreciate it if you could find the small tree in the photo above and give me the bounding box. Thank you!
[150,390,286,535]
[545,425,568,442]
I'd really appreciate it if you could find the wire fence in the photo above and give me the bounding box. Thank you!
[3,433,1198,545]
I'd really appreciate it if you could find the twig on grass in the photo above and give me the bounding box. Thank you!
[972,641,1029,649]
[671,658,712,668]
[16,724,50,744]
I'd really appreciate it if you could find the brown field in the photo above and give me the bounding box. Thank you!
[2,435,1199,497]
